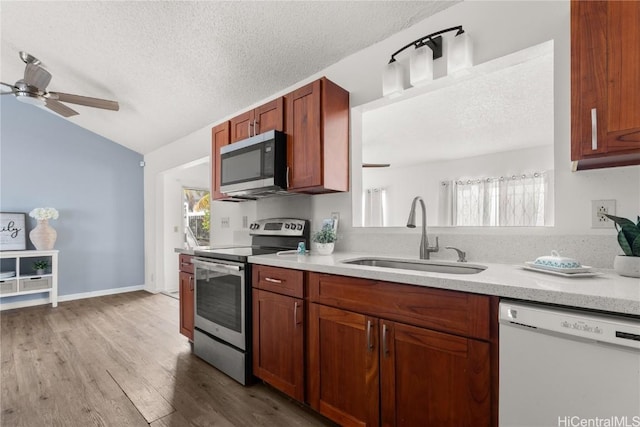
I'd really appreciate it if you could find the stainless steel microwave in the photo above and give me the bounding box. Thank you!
[220,130,287,198]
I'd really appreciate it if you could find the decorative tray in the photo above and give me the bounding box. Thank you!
[522,263,601,278]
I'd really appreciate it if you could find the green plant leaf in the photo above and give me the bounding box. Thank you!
[618,230,633,256]
[621,223,640,251]
[633,235,640,257]
[604,214,636,228]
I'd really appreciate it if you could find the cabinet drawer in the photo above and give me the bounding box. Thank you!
[308,272,493,340]
[253,265,303,298]
[178,254,194,274]
[19,277,51,292]
[0,279,17,294]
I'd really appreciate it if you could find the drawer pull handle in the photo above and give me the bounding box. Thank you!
[264,277,282,284]
[591,108,598,151]
[382,323,389,357]
[366,320,373,352]
[294,301,299,326]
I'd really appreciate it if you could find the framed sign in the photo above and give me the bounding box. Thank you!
[0,212,26,251]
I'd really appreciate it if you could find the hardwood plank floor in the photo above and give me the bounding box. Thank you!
[1,291,334,427]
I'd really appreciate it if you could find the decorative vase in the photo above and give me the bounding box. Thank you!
[613,255,640,278]
[314,242,335,255]
[29,219,57,250]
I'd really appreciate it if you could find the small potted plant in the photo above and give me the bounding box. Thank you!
[605,214,640,278]
[33,260,49,275]
[312,224,337,255]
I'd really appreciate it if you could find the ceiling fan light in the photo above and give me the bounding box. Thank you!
[410,44,434,87]
[382,60,404,98]
[447,32,474,74]
[15,93,46,107]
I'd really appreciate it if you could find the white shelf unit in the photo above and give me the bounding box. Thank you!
[0,250,58,307]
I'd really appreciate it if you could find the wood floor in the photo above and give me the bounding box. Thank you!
[0,291,334,427]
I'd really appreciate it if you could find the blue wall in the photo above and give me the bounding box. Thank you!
[0,96,144,298]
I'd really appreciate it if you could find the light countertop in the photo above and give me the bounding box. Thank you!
[248,252,640,316]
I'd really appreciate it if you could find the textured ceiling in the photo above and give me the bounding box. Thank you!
[1,1,455,154]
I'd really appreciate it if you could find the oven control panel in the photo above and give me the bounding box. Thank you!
[249,218,308,236]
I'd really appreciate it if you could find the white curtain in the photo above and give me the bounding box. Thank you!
[363,187,387,227]
[454,172,547,226]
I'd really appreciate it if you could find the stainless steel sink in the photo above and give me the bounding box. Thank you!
[340,257,487,274]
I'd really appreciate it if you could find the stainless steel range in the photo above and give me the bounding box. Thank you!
[192,218,309,385]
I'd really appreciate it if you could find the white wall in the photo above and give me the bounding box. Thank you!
[143,1,640,291]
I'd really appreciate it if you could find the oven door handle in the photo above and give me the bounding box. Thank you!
[192,258,244,272]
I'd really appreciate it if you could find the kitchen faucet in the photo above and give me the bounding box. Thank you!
[406,196,439,260]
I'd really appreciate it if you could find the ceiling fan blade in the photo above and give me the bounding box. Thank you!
[362,163,391,168]
[49,92,119,111]
[45,98,78,117]
[24,63,52,90]
[1,82,17,94]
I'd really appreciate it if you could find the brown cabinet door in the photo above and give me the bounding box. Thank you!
[286,80,323,190]
[254,97,284,135]
[380,321,492,427]
[211,121,230,200]
[571,0,640,169]
[252,289,304,401]
[230,110,254,143]
[308,303,379,427]
[230,98,284,143]
[179,271,194,340]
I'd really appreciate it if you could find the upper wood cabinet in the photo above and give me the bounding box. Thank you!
[571,0,640,170]
[286,77,349,193]
[230,97,284,143]
[211,121,230,201]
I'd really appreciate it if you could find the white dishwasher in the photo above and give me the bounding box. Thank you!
[499,300,640,427]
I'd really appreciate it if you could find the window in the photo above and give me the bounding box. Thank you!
[454,172,547,226]
[362,187,387,227]
[184,188,210,246]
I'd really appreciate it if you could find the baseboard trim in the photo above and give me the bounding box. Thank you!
[0,285,146,311]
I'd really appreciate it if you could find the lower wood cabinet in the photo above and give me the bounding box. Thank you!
[307,272,497,427]
[252,289,304,401]
[252,265,305,401]
[179,270,194,340]
[379,321,491,426]
[251,266,498,427]
[307,303,380,427]
[178,254,194,340]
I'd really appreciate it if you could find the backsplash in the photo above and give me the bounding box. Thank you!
[336,231,621,269]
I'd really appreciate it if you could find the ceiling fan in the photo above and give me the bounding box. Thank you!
[0,51,119,117]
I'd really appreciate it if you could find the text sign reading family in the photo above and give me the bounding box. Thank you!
[0,212,26,250]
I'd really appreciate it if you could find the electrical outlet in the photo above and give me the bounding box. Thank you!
[591,200,616,228]
[221,217,230,228]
